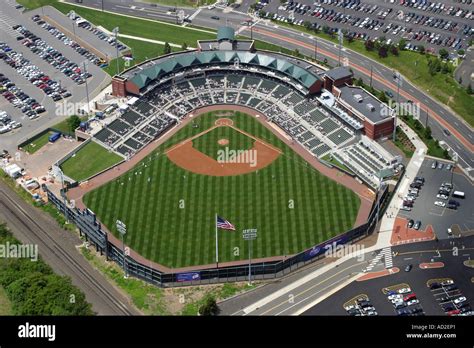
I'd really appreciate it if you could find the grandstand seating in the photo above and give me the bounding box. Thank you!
[95,68,396,190]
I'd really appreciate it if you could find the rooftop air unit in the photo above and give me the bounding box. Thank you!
[366,103,375,111]
[354,94,363,103]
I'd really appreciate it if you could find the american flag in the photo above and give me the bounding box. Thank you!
[216,216,235,230]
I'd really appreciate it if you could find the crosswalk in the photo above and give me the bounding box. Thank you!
[381,247,393,269]
[362,247,393,272]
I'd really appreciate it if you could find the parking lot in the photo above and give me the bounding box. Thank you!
[304,237,474,315]
[0,1,110,153]
[253,0,472,54]
[397,158,474,240]
[428,278,472,315]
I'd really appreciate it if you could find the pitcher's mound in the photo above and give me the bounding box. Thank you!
[218,139,229,146]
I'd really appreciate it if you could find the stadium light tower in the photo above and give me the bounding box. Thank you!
[112,27,120,76]
[116,220,128,278]
[57,166,69,223]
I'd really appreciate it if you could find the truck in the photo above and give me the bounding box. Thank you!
[452,191,465,199]
[48,132,61,143]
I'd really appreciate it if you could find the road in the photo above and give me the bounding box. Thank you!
[63,0,474,179]
[0,180,141,316]
[219,236,474,315]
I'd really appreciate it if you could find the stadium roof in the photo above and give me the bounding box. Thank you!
[338,85,394,124]
[128,51,322,90]
[324,67,353,81]
[217,26,235,41]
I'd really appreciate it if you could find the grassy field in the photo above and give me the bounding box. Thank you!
[321,154,353,173]
[22,131,53,154]
[0,286,12,315]
[83,112,361,268]
[52,2,215,47]
[104,37,180,76]
[61,141,123,182]
[192,125,254,160]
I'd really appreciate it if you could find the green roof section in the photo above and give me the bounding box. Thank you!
[217,26,235,41]
[128,52,321,90]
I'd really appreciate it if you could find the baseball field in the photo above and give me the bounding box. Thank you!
[82,111,361,268]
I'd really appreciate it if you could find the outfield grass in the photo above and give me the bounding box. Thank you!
[83,112,361,268]
[22,132,53,154]
[192,125,254,160]
[61,141,123,182]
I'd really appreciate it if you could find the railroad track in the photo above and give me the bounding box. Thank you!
[0,186,137,316]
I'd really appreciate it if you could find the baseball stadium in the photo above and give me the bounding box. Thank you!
[65,27,400,271]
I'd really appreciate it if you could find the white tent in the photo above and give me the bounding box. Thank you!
[126,97,139,106]
[4,164,22,178]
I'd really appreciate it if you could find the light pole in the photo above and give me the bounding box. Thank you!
[83,62,90,115]
[243,229,257,285]
[338,29,343,66]
[314,36,318,61]
[112,27,120,76]
[58,166,69,223]
[369,65,373,88]
[70,10,77,41]
[393,72,402,142]
[116,220,128,278]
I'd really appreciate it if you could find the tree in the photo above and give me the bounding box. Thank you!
[438,48,449,60]
[66,115,81,133]
[364,39,375,51]
[293,48,300,57]
[163,42,171,55]
[378,91,388,103]
[443,148,449,159]
[458,77,463,85]
[398,38,407,50]
[390,45,399,56]
[424,126,432,140]
[356,77,363,86]
[467,83,473,95]
[418,45,425,54]
[457,49,465,56]
[198,296,219,316]
[441,63,450,74]
[303,21,311,30]
[378,45,388,58]
[181,42,188,51]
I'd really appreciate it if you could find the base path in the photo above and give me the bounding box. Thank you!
[165,117,281,176]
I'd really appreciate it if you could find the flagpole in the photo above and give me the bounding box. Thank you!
[215,213,219,268]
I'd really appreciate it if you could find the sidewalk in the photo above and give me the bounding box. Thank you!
[373,119,427,249]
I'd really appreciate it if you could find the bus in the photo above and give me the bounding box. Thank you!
[452,191,465,199]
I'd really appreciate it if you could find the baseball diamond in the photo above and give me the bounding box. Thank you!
[81,111,363,268]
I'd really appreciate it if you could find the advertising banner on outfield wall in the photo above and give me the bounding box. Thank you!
[176,272,201,282]
[303,234,349,262]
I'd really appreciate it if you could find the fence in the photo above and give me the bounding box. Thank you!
[43,183,390,288]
